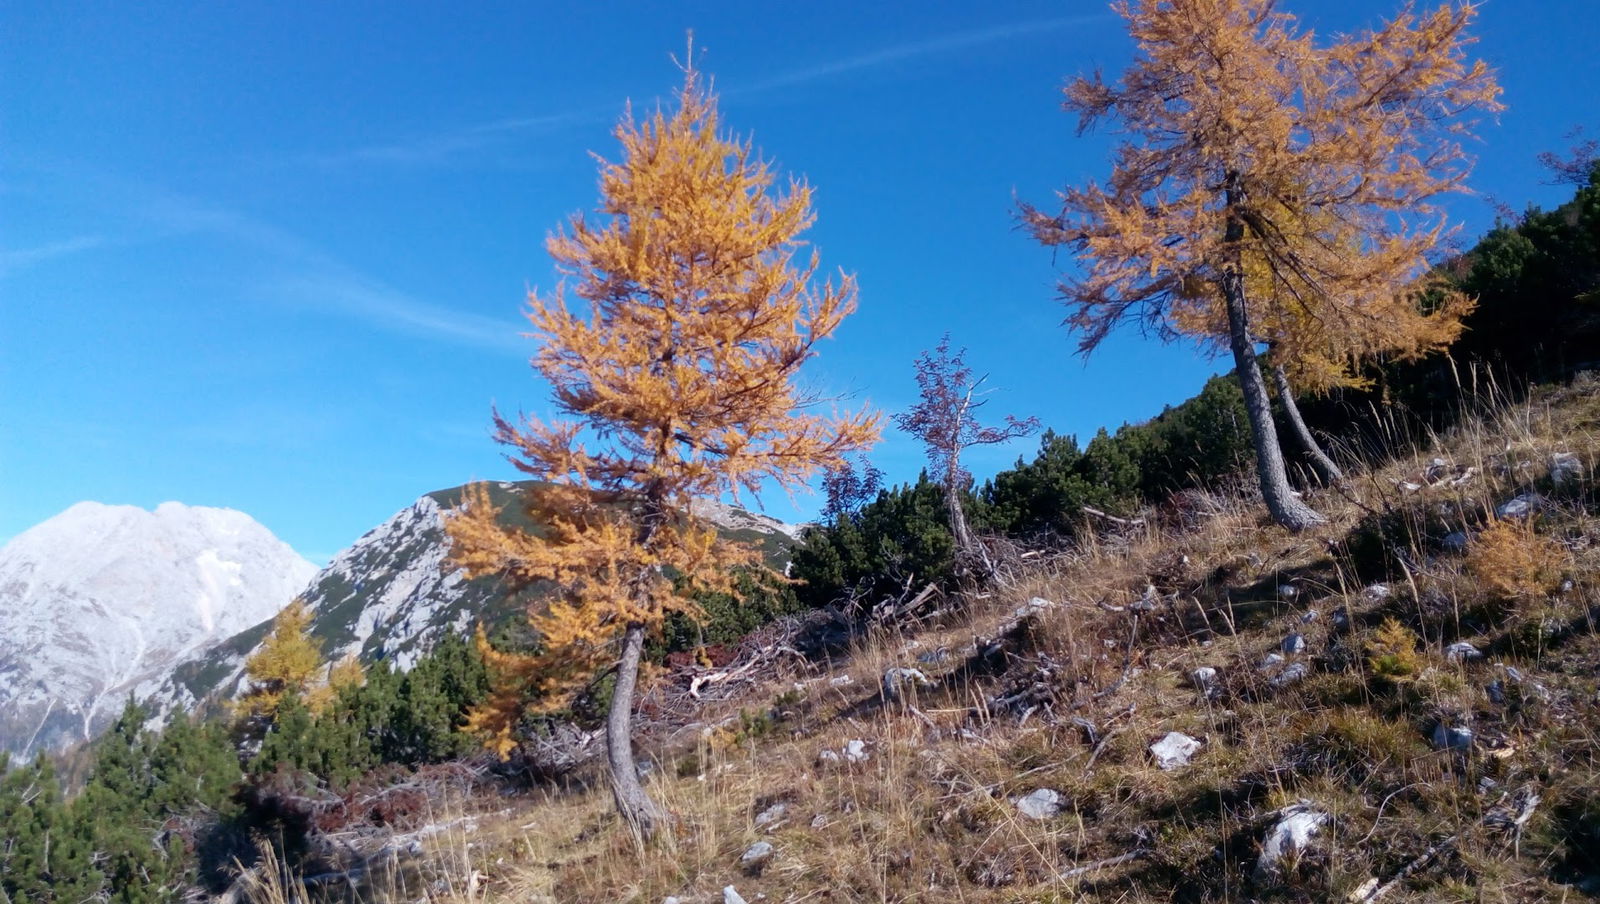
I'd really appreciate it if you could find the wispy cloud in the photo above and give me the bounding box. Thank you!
[289,14,1107,170]
[271,273,526,353]
[16,164,527,353]
[736,14,1110,95]
[300,107,612,169]
[0,235,107,278]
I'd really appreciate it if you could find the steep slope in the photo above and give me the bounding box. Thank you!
[0,502,317,756]
[157,481,800,713]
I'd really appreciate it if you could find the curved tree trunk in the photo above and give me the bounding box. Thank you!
[1220,200,1326,531]
[1270,362,1344,485]
[607,622,665,839]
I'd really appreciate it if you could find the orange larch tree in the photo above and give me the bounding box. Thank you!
[445,61,878,838]
[1022,0,1500,530]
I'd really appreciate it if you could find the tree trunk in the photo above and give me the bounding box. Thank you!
[607,622,664,839]
[945,459,994,581]
[1270,362,1344,485]
[1220,196,1326,531]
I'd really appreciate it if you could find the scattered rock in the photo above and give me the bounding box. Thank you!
[724,886,749,904]
[1331,608,1351,630]
[816,749,841,767]
[1282,633,1306,655]
[740,841,775,875]
[1559,578,1576,594]
[754,801,789,829]
[882,667,932,702]
[1149,731,1202,770]
[1550,452,1583,485]
[1432,722,1474,752]
[1442,531,1470,553]
[1445,641,1484,664]
[1189,666,1220,696]
[844,739,870,764]
[1259,652,1286,671]
[1495,493,1544,520]
[1130,586,1159,612]
[1255,801,1330,880]
[1300,608,1319,624]
[1277,584,1299,600]
[1486,679,1507,706]
[809,813,827,829]
[1362,583,1393,602]
[916,648,950,665]
[829,675,854,687]
[1014,788,1064,820]
[1270,662,1309,688]
[664,898,681,904]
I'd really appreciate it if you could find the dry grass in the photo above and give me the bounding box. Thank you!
[327,376,1600,903]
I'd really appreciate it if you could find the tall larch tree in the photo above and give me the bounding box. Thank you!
[446,60,878,838]
[1021,0,1500,530]
[1170,205,1476,485]
[893,334,1039,579]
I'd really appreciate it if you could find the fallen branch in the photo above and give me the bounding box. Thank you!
[1081,506,1147,528]
[1058,848,1148,880]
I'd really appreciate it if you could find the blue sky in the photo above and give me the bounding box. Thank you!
[2,1,1596,563]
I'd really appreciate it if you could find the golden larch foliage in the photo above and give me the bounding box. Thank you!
[446,62,879,760]
[235,598,323,721]
[1023,0,1501,361]
[1467,519,1567,601]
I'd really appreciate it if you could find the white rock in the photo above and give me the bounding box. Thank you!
[1300,609,1319,624]
[1550,452,1583,485]
[1190,666,1219,694]
[1014,788,1063,820]
[740,841,775,875]
[1015,597,1055,619]
[1255,801,1329,879]
[829,674,854,687]
[844,739,870,764]
[1277,584,1299,599]
[1282,633,1306,654]
[1445,641,1484,664]
[816,749,841,767]
[1362,583,1393,602]
[1149,731,1202,770]
[1271,662,1309,688]
[754,801,789,828]
[1495,493,1543,520]
[724,886,749,904]
[1259,652,1286,671]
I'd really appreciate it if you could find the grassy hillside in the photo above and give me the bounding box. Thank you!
[233,377,1600,903]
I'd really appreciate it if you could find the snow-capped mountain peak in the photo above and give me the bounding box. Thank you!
[0,501,317,756]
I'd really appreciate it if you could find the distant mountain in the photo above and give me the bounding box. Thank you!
[0,502,317,756]
[153,481,800,716]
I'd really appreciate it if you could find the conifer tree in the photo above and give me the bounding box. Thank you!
[1022,0,1500,529]
[446,59,878,836]
[236,599,323,725]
